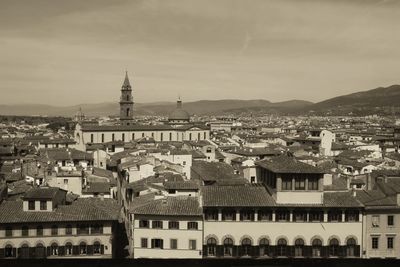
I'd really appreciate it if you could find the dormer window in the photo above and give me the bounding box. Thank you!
[28,201,35,210]
[40,201,47,210]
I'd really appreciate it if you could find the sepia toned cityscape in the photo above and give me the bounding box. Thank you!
[1,0,400,265]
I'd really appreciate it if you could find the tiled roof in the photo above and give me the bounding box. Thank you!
[23,187,65,200]
[81,124,175,132]
[130,196,202,216]
[323,192,363,207]
[164,180,200,190]
[191,161,240,181]
[256,155,325,174]
[82,183,110,194]
[202,185,276,207]
[0,198,120,224]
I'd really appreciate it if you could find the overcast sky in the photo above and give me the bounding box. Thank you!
[0,0,400,106]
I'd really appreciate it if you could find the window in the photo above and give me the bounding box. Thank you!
[329,238,339,256]
[77,224,89,235]
[189,133,192,140]
[309,211,323,222]
[259,238,270,256]
[282,178,292,190]
[293,210,307,222]
[79,242,87,255]
[387,237,394,249]
[169,132,172,141]
[40,201,47,210]
[139,220,149,228]
[151,132,154,138]
[168,221,179,229]
[112,134,115,141]
[241,238,252,256]
[308,178,319,190]
[276,210,290,221]
[51,225,58,236]
[277,238,287,257]
[205,210,218,221]
[187,222,198,230]
[141,238,148,248]
[151,239,164,249]
[5,244,15,258]
[65,242,73,256]
[328,210,342,222]
[295,177,305,190]
[207,238,217,256]
[240,210,254,221]
[36,225,43,236]
[372,237,379,249]
[170,239,178,249]
[152,221,163,229]
[223,238,234,256]
[66,224,73,235]
[372,215,380,227]
[91,134,94,143]
[388,215,394,226]
[94,241,101,254]
[346,238,356,256]
[50,243,58,256]
[204,132,207,139]
[345,210,359,222]
[101,134,104,143]
[198,133,201,140]
[28,201,35,210]
[132,133,135,140]
[64,179,68,185]
[312,239,322,257]
[182,161,186,166]
[91,224,103,234]
[122,133,125,142]
[222,210,235,221]
[21,226,29,236]
[160,133,163,141]
[294,239,304,257]
[5,226,12,237]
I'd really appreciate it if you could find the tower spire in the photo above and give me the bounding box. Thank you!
[122,71,131,88]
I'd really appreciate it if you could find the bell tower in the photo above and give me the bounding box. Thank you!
[119,71,134,125]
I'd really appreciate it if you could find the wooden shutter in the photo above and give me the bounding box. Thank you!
[87,245,94,255]
[160,240,164,249]
[216,245,223,257]
[17,248,21,259]
[355,245,360,257]
[72,246,79,255]
[269,246,276,258]
[232,245,238,257]
[202,245,208,257]
[46,247,51,256]
[253,245,260,258]
[29,247,35,258]
[100,245,105,255]
[12,248,17,258]
[58,246,65,256]
[0,248,4,258]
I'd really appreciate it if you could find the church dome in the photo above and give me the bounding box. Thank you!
[168,99,190,122]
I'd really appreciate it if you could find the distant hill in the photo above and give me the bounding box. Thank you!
[0,99,313,117]
[304,84,400,115]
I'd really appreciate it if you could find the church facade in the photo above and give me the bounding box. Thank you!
[74,72,210,150]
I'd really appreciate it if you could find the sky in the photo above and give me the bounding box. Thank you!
[1,0,400,106]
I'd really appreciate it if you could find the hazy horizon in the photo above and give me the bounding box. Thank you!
[1,0,400,106]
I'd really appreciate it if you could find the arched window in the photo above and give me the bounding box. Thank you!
[51,243,59,256]
[20,244,29,259]
[329,238,339,257]
[259,238,270,257]
[5,244,15,258]
[126,108,130,117]
[79,242,87,255]
[35,243,46,259]
[277,238,287,257]
[94,241,101,255]
[241,238,252,256]
[223,238,234,256]
[206,238,217,256]
[65,242,73,256]
[312,239,322,257]
[51,225,58,236]
[346,238,356,257]
[294,239,305,257]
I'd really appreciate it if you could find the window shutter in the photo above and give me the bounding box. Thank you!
[355,245,360,257]
[151,239,155,248]
[322,246,329,258]
[29,247,35,258]
[87,245,94,255]
[17,248,21,259]
[160,240,164,249]
[216,245,223,257]
[72,246,79,255]
[0,248,4,258]
[305,246,312,258]
[12,248,17,258]
[232,245,238,257]
[253,245,259,257]
[202,245,208,257]
[100,245,105,255]
[269,246,275,258]
[47,247,51,256]
[58,246,65,256]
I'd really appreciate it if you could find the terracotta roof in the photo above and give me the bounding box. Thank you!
[130,196,202,216]
[23,187,65,200]
[202,185,275,207]
[256,155,324,174]
[0,198,120,224]
[81,124,175,132]
[164,180,200,190]
[323,192,363,207]
[82,182,110,194]
[191,161,241,182]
